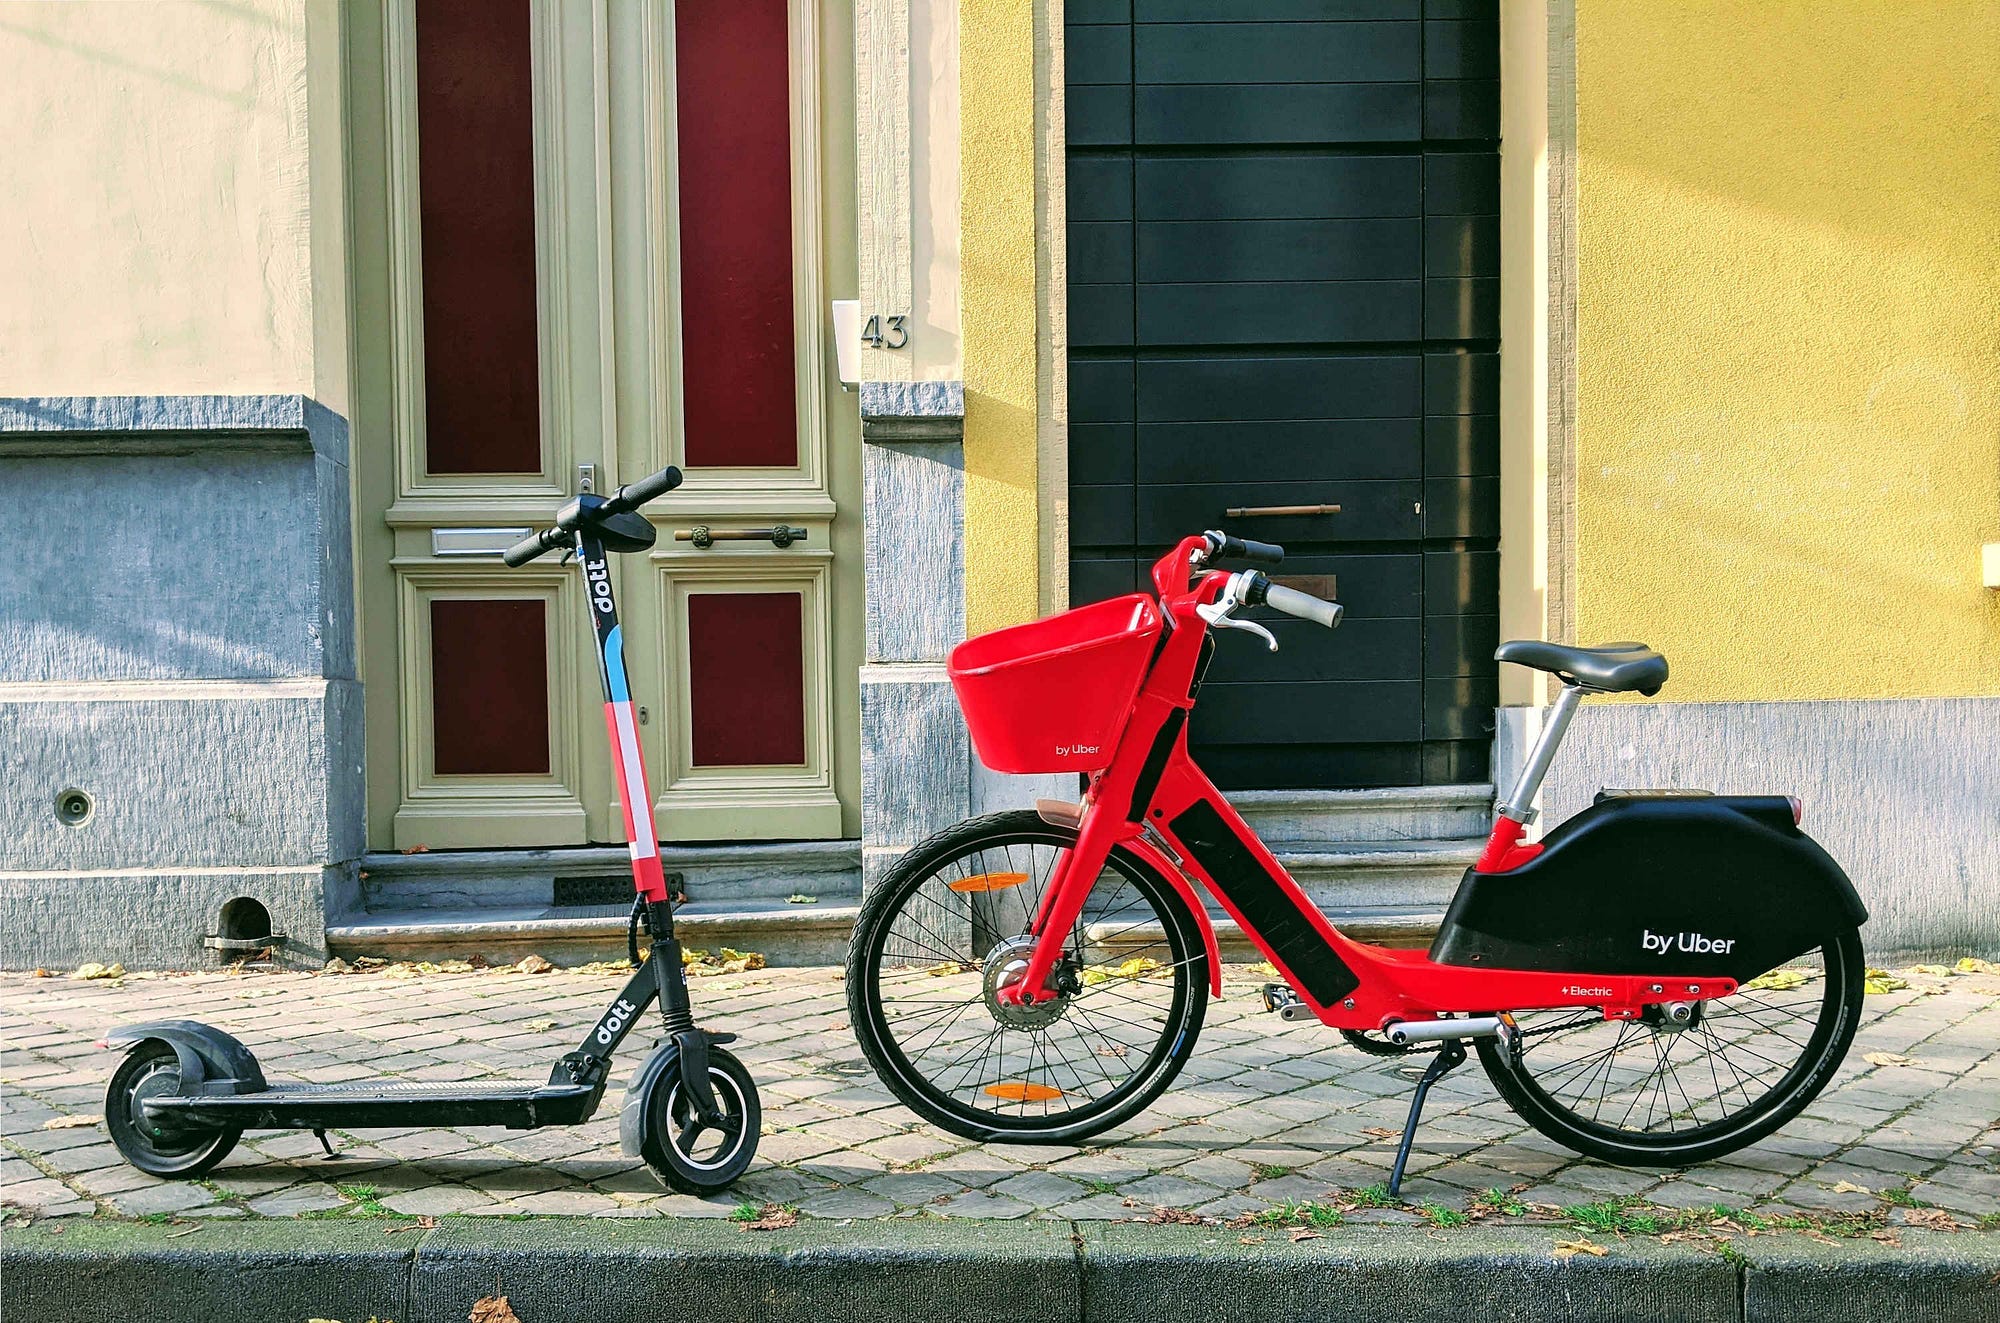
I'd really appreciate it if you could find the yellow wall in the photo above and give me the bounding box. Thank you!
[959,0,1041,635]
[0,1,344,398]
[1574,1,2000,701]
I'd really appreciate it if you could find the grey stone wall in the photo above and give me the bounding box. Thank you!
[857,383,1068,892]
[1494,696,2000,960]
[0,396,360,968]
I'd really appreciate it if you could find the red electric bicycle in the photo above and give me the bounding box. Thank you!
[847,531,1867,1192]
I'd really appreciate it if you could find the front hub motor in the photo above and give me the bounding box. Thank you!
[983,935,1076,1030]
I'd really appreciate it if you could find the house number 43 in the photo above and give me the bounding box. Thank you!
[861,313,909,350]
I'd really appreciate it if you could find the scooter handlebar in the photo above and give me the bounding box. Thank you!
[602,464,683,514]
[503,527,567,568]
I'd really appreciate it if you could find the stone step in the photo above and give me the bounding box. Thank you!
[356,840,861,912]
[1227,784,1494,845]
[1267,837,1482,910]
[327,895,861,968]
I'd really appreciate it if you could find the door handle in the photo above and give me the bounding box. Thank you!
[1223,504,1341,518]
[674,525,809,549]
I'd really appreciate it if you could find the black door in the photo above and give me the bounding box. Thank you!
[1065,0,1499,790]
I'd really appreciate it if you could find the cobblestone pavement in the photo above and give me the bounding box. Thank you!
[4,961,1997,1227]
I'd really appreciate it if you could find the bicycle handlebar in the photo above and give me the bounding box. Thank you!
[1206,530,1284,566]
[1258,578,1343,630]
[502,465,685,567]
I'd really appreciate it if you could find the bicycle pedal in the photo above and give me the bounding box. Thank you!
[1260,983,1316,1022]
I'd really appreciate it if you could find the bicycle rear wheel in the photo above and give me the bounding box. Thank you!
[1478,928,1865,1165]
[847,810,1208,1144]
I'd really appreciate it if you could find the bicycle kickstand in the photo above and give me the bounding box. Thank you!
[1386,1038,1467,1198]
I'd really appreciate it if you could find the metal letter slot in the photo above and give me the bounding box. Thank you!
[674,525,809,550]
[1223,504,1342,518]
[433,527,535,558]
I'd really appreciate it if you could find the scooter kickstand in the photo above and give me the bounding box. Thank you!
[1386,1038,1467,1198]
[313,1128,342,1161]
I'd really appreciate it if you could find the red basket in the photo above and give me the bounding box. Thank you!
[949,593,1164,774]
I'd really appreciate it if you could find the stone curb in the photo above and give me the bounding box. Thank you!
[3,1220,1997,1323]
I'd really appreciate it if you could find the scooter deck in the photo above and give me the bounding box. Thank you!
[146,1079,601,1131]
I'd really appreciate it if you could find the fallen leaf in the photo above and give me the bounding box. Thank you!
[386,1215,441,1234]
[1863,969,1909,995]
[1742,968,1813,992]
[1831,1180,1872,1195]
[1553,1238,1607,1259]
[1908,964,1952,977]
[469,1295,521,1323]
[1862,1053,1915,1069]
[1081,956,1166,986]
[1245,961,1279,977]
[322,958,354,975]
[1289,1229,1321,1243]
[42,1115,102,1130]
[1146,1206,1203,1225]
[1361,1127,1399,1141]
[526,1019,558,1033]
[165,1223,202,1239]
[1237,1235,1265,1244]
[30,968,49,978]
[514,955,555,975]
[785,894,817,905]
[1952,956,1998,976]
[742,1203,798,1231]
[71,962,125,981]
[400,844,430,855]
[1901,1208,1959,1231]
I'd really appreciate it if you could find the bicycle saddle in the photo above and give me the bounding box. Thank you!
[1495,640,1668,695]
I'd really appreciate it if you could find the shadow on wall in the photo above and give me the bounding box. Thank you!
[1571,1,2000,703]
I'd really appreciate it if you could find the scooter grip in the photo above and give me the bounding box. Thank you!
[503,528,561,567]
[604,465,684,513]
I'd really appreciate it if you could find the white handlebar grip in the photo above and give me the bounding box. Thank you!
[1263,582,1343,630]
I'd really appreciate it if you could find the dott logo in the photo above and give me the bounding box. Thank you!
[1642,929,1736,955]
[595,998,638,1045]
[584,556,615,614]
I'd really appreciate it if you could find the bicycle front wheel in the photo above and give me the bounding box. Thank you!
[1478,928,1866,1166]
[847,810,1208,1144]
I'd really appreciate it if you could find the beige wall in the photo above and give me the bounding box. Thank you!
[0,0,346,400]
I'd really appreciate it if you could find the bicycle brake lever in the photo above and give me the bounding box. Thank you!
[1197,601,1279,651]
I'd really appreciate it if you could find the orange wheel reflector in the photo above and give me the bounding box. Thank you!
[985,1081,1064,1103]
[948,871,1030,894]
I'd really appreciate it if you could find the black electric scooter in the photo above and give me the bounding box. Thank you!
[99,465,763,1194]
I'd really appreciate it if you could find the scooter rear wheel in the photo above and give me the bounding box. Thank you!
[639,1045,760,1195]
[104,1042,243,1178]
[1478,929,1866,1166]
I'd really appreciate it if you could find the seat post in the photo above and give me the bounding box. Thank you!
[1496,683,1586,824]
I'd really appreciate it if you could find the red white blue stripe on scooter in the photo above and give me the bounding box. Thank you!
[602,626,659,864]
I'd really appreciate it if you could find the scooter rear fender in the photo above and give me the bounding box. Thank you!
[98,1020,267,1096]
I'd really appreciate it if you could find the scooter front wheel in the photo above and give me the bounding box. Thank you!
[639,1045,760,1195]
[104,1042,242,1178]
[1478,928,1866,1166]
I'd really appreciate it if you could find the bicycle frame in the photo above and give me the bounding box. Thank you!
[999,536,1738,1029]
